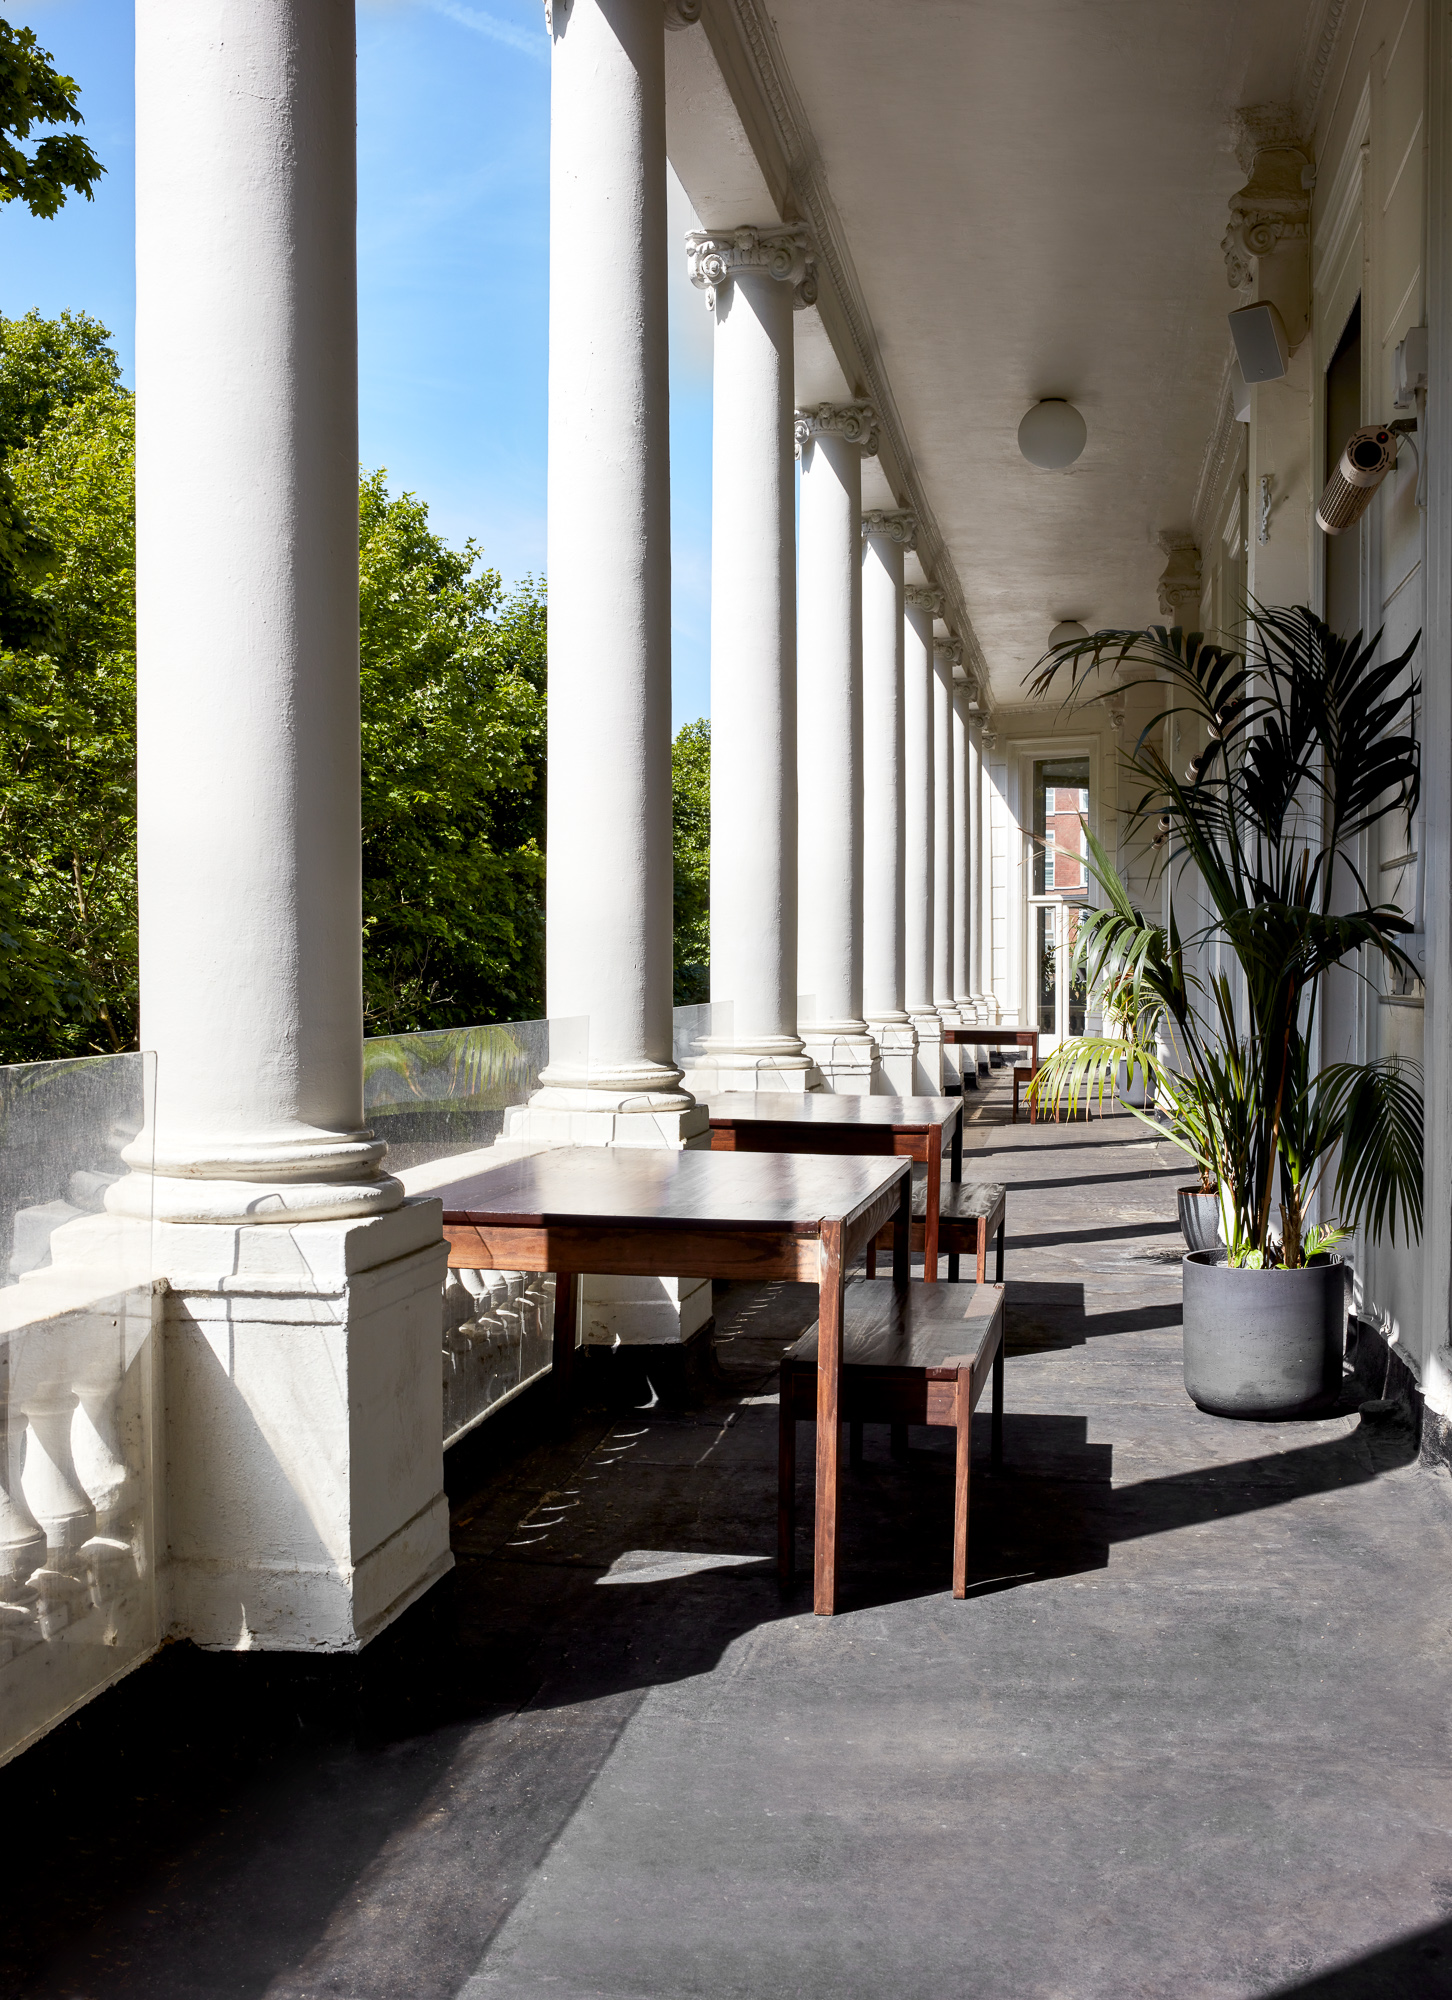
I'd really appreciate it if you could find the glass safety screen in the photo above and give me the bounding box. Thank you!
[1028,755,1090,1050]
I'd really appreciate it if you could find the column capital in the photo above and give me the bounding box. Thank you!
[982,728,998,751]
[663,0,702,23]
[861,509,916,549]
[795,402,879,457]
[686,224,816,312]
[905,584,943,615]
[934,636,963,668]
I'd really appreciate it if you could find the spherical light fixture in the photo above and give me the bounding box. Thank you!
[1018,398,1087,470]
[1049,620,1089,648]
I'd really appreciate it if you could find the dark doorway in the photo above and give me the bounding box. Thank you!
[1324,296,1362,640]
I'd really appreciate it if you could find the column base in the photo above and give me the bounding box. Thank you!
[867,1017,919,1096]
[800,1029,881,1096]
[936,1005,964,1088]
[501,1102,712,1345]
[909,1010,944,1094]
[679,1042,822,1097]
[157,1199,452,1652]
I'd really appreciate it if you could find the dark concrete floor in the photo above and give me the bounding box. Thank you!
[6,1079,1452,2000]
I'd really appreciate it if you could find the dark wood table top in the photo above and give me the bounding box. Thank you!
[436,1145,909,1235]
[702,1093,960,1132]
[943,1025,1038,1043]
[785,1279,1005,1377]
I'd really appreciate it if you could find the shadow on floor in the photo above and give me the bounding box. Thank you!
[1266,1917,1452,1997]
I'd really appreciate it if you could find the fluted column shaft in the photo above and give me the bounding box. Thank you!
[861,512,916,1093]
[686,227,813,1087]
[536,0,685,1111]
[904,587,942,1091]
[797,405,880,1093]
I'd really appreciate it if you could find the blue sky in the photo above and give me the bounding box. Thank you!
[0,0,714,726]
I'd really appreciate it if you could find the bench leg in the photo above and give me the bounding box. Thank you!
[976,1217,988,1285]
[552,1272,578,1416]
[890,1422,910,1463]
[992,1332,1005,1471]
[947,1249,960,1283]
[995,1219,1005,1284]
[849,1419,863,1467]
[954,1367,971,1598]
[866,1243,877,1279]
[778,1378,796,1584]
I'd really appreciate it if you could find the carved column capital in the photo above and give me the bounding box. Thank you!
[905,584,943,615]
[861,509,917,549]
[934,636,963,669]
[1156,531,1203,623]
[686,224,816,312]
[663,0,702,26]
[795,402,879,457]
[1221,111,1312,289]
[981,728,998,753]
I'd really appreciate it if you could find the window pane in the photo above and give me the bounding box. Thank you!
[1032,756,1090,896]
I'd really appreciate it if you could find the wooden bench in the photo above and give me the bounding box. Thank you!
[779,1280,1006,1600]
[866,1179,1006,1283]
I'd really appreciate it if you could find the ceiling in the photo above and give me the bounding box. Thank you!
[668,0,1320,707]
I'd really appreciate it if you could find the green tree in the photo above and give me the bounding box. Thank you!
[671,717,709,1004]
[0,18,104,219]
[359,471,547,1032]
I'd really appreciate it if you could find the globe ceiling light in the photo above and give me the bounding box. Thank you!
[1018,398,1087,470]
[1049,620,1089,647]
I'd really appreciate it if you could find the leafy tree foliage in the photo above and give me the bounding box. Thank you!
[359,472,546,1033]
[0,312,548,1061]
[671,717,709,1004]
[0,19,104,219]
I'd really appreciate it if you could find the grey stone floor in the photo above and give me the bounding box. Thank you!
[6,1079,1452,1999]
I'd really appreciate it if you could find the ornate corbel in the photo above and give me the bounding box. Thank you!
[1156,532,1202,625]
[1221,106,1312,291]
[685,224,815,313]
[861,509,917,549]
[794,403,879,457]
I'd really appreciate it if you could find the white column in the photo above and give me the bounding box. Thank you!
[524,0,695,1128]
[968,712,988,1024]
[981,726,1001,1022]
[904,586,943,1091]
[683,225,816,1093]
[951,677,976,1071]
[796,405,881,1093]
[127,0,449,1650]
[508,0,710,1353]
[933,637,963,1085]
[861,511,917,1095]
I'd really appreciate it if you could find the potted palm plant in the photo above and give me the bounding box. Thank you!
[1027,607,1424,1418]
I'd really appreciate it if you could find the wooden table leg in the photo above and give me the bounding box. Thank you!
[892,1172,910,1287]
[953,1365,972,1598]
[991,1327,1005,1470]
[951,1110,963,1184]
[925,1140,941,1283]
[778,1370,796,1584]
[814,1219,845,1617]
[552,1271,577,1410]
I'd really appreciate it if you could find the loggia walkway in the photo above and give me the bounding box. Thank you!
[4,1077,1452,1999]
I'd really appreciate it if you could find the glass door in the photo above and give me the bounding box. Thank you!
[1027,755,1091,1052]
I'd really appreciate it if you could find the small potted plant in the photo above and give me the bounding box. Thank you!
[1028,607,1423,1418]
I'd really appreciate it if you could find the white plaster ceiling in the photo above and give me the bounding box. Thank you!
[674,0,1318,706]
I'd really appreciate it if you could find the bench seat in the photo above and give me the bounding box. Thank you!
[779,1279,1006,1599]
[867,1178,1006,1283]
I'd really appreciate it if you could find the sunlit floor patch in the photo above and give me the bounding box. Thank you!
[595,1549,772,1585]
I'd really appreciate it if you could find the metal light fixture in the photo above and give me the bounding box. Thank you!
[1315,425,1400,535]
[1018,399,1087,469]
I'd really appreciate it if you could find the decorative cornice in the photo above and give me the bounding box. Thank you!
[685,224,816,312]
[1221,110,1313,290]
[861,509,916,549]
[1292,0,1353,133]
[905,584,944,616]
[1156,532,1203,622]
[794,402,879,456]
[717,0,992,711]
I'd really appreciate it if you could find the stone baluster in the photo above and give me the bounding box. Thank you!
[684,223,817,1092]
[795,404,882,1093]
[904,586,944,1091]
[861,511,918,1094]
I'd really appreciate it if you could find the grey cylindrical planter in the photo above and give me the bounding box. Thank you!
[1177,1187,1221,1254]
[1182,1251,1345,1418]
[1114,1056,1154,1108]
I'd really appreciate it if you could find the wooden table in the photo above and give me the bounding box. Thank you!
[437,1145,912,1616]
[943,1027,1041,1122]
[703,1094,962,1279]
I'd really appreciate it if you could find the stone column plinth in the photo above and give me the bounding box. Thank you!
[681,225,817,1095]
[795,405,881,1094]
[861,512,917,1095]
[933,637,964,1084]
[505,0,709,1349]
[904,587,943,1091]
[127,0,450,1650]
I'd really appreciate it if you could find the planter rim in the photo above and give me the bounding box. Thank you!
[1183,1249,1343,1272]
